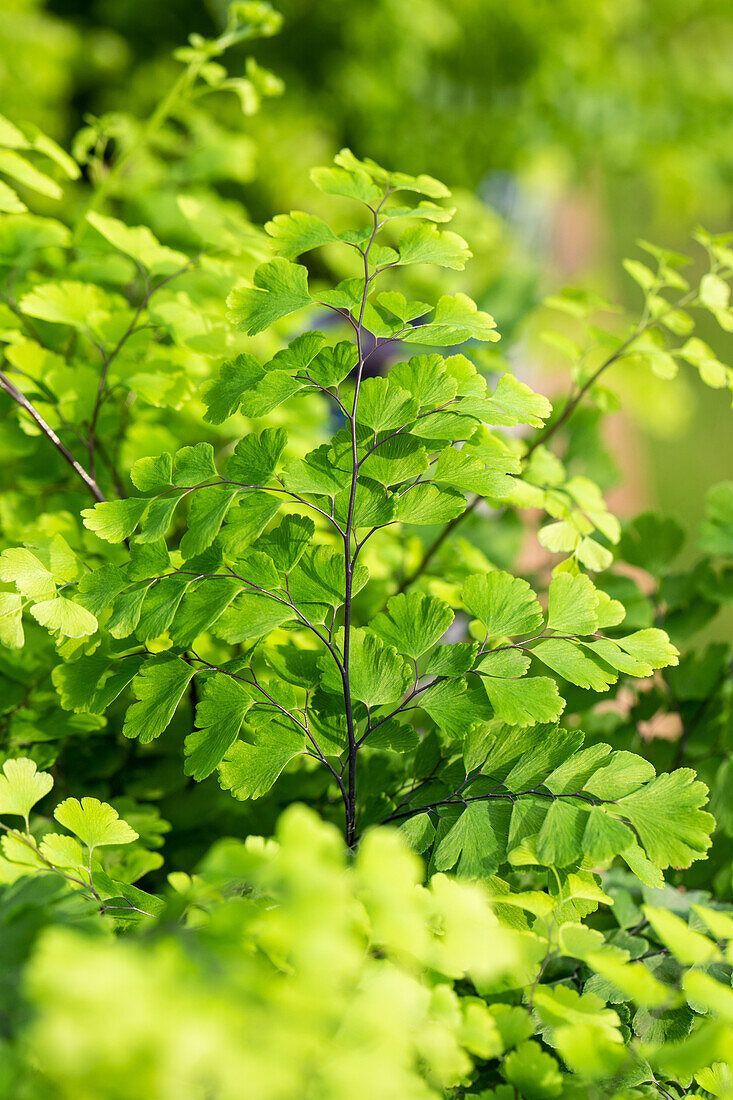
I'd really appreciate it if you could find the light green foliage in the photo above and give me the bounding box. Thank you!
[2,806,732,1099]
[7,147,710,883]
[0,759,53,825]
[0,757,148,916]
[0,19,731,1093]
[54,797,139,851]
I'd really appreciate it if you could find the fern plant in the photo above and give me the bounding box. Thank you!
[2,148,723,900]
[1,16,733,1093]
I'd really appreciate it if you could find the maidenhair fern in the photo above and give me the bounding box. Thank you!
[1,150,721,887]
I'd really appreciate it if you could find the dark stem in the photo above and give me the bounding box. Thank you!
[382,785,611,824]
[341,188,389,846]
[0,368,106,502]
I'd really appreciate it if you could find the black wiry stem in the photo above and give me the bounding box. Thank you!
[341,187,390,846]
[0,368,106,503]
[382,785,612,824]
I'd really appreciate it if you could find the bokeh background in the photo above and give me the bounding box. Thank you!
[4,0,732,552]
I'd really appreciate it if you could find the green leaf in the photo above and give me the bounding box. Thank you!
[425,642,479,676]
[535,799,589,867]
[396,224,471,270]
[360,435,429,486]
[137,496,181,543]
[642,906,720,966]
[623,258,657,292]
[107,586,149,640]
[0,113,27,148]
[259,333,321,377]
[583,751,655,799]
[611,769,714,869]
[394,482,466,524]
[203,354,264,424]
[130,453,173,493]
[481,374,552,428]
[265,646,321,690]
[238,370,304,418]
[186,675,254,780]
[546,573,599,634]
[399,814,436,854]
[617,513,685,575]
[29,597,98,638]
[463,571,543,638]
[403,293,500,346]
[0,758,53,822]
[699,271,730,311]
[544,743,612,796]
[498,726,584,791]
[180,486,240,559]
[227,258,312,335]
[226,427,287,485]
[317,277,363,313]
[532,639,617,691]
[136,576,192,643]
[54,797,138,849]
[39,833,85,872]
[356,377,418,431]
[679,337,729,388]
[254,514,314,572]
[0,149,63,199]
[434,446,513,498]
[218,715,305,799]
[374,291,433,324]
[475,650,530,683]
[334,477,395,528]
[82,498,149,543]
[122,656,197,744]
[420,678,492,740]
[173,442,217,487]
[582,807,634,863]
[19,281,110,328]
[214,592,295,642]
[576,537,613,572]
[0,179,25,213]
[390,354,458,408]
[433,801,511,877]
[311,163,382,205]
[480,675,565,727]
[53,653,143,715]
[582,638,653,677]
[220,491,282,556]
[170,578,242,648]
[367,719,418,753]
[264,210,338,258]
[370,592,453,659]
[615,628,679,669]
[86,211,187,274]
[281,445,350,496]
[308,341,357,387]
[320,629,412,706]
[288,546,366,609]
[502,1040,563,1099]
[0,547,56,599]
[0,592,24,648]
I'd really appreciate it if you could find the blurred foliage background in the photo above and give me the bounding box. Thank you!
[3,0,732,543]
